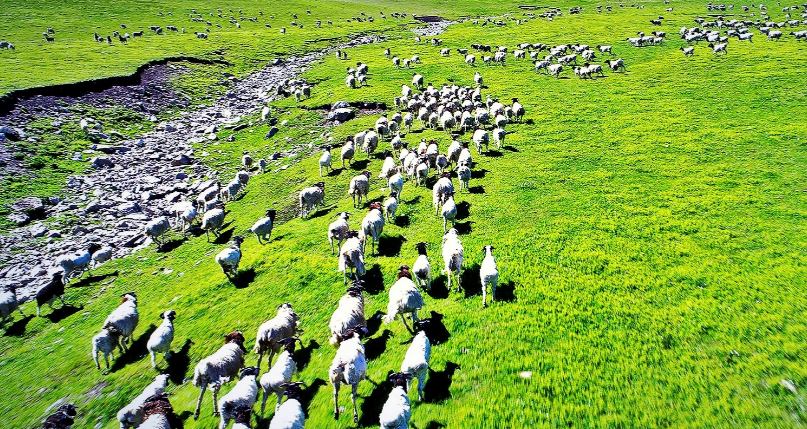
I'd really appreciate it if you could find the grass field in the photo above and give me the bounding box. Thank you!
[2,0,807,428]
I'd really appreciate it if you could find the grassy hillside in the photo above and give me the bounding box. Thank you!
[2,1,807,429]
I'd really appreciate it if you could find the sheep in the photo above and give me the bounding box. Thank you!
[218,366,260,429]
[384,191,399,222]
[363,130,379,158]
[447,140,462,166]
[548,63,564,78]
[0,285,24,324]
[202,205,226,242]
[596,44,614,55]
[708,42,728,54]
[261,106,271,122]
[57,242,103,284]
[432,173,455,215]
[472,128,489,154]
[328,212,351,255]
[440,192,458,231]
[403,113,414,133]
[465,54,476,66]
[329,281,366,346]
[247,209,277,245]
[92,324,124,369]
[254,303,303,369]
[329,327,368,423]
[257,159,267,174]
[412,73,424,89]
[221,179,243,203]
[607,58,626,71]
[242,154,253,170]
[480,245,499,308]
[360,202,385,255]
[103,292,139,351]
[379,151,397,180]
[117,374,169,429]
[768,30,783,40]
[389,169,404,200]
[392,56,401,67]
[457,161,472,192]
[474,71,483,86]
[379,372,415,429]
[346,73,357,88]
[299,182,326,219]
[412,242,432,291]
[144,217,171,248]
[680,46,695,56]
[193,331,249,419]
[415,157,430,186]
[512,98,525,122]
[341,137,355,167]
[458,142,473,167]
[401,319,432,401]
[339,230,366,284]
[42,404,78,429]
[442,228,464,293]
[260,339,299,416]
[216,236,245,278]
[383,266,424,333]
[349,171,371,208]
[268,383,306,429]
[147,310,176,369]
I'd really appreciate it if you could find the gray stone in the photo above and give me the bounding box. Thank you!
[327,108,354,122]
[0,126,20,141]
[92,144,130,154]
[29,224,47,238]
[8,212,29,225]
[264,127,279,139]
[91,156,114,168]
[72,226,89,235]
[11,197,44,213]
[116,202,140,216]
[332,101,350,110]
[171,154,192,166]
[47,230,62,238]
[165,124,177,132]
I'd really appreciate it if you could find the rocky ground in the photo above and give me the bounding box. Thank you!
[0,22,453,301]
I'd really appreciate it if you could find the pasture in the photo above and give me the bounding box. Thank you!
[1,0,807,428]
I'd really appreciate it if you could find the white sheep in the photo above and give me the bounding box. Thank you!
[215,236,245,278]
[341,137,355,167]
[361,202,385,255]
[319,145,333,177]
[202,205,226,242]
[92,245,114,267]
[474,71,483,86]
[138,393,174,429]
[231,405,255,429]
[442,229,464,293]
[432,173,455,215]
[57,242,103,284]
[441,192,457,231]
[329,281,366,346]
[0,286,24,325]
[144,217,171,248]
[379,373,414,429]
[339,231,366,284]
[403,113,414,133]
[242,154,253,170]
[92,324,123,369]
[412,242,432,291]
[249,209,277,245]
[363,130,379,158]
[401,320,431,401]
[254,303,302,369]
[457,161,471,191]
[258,158,267,173]
[147,310,176,369]
[511,98,525,122]
[259,338,298,416]
[348,171,371,208]
[379,151,397,180]
[268,383,306,429]
[384,191,399,222]
[415,157,430,187]
[218,366,260,429]
[439,110,456,133]
[447,140,462,166]
[389,169,404,201]
[384,266,424,333]
[329,328,368,423]
[480,245,499,308]
[103,292,139,351]
[299,182,325,219]
[411,73,423,89]
[465,54,476,66]
[548,63,564,78]
[328,212,351,255]
[220,179,242,203]
[117,374,169,429]
[472,128,489,154]
[193,331,248,419]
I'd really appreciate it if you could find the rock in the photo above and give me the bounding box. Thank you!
[87,131,110,142]
[227,135,235,142]
[79,119,89,130]
[171,154,192,166]
[47,196,61,205]
[164,124,177,132]
[270,151,282,160]
[332,101,350,110]
[149,115,158,122]
[116,202,140,216]
[72,226,89,235]
[165,192,182,203]
[71,152,83,161]
[135,139,145,147]
[47,230,62,238]
[0,126,20,141]
[29,224,47,238]
[327,108,354,122]
[142,176,161,184]
[8,212,29,225]
[264,127,279,139]
[175,172,188,180]
[11,197,44,213]
[92,144,130,154]
[207,133,218,141]
[204,124,217,134]
[141,191,152,201]
[91,156,114,168]
[233,123,248,131]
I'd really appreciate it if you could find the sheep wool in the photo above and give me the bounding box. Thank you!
[384,268,424,332]
[412,243,432,291]
[138,393,174,429]
[329,333,367,423]
[117,374,169,429]
[480,245,499,308]
[328,212,351,255]
[379,373,414,429]
[329,285,366,346]
[259,339,298,416]
[193,331,248,419]
[103,293,139,350]
[361,203,385,255]
[249,210,277,245]
[401,325,431,401]
[0,286,23,323]
[338,233,366,284]
[147,310,176,368]
[442,229,464,293]
[254,303,301,369]
[218,367,260,429]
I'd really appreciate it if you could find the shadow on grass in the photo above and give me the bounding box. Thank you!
[327,169,341,177]
[487,150,504,157]
[2,315,33,337]
[365,329,393,361]
[111,324,157,372]
[173,411,191,428]
[496,280,517,303]
[212,228,235,245]
[404,195,421,205]
[366,310,384,336]
[350,159,369,170]
[454,221,473,235]
[308,207,333,220]
[420,422,447,429]
[378,235,406,257]
[426,276,449,300]
[167,339,194,385]
[394,214,410,227]
[423,311,451,345]
[471,169,488,179]
[358,374,391,427]
[157,237,187,253]
[468,185,485,194]
[230,268,257,289]
[503,145,519,152]
[300,378,327,418]
[460,264,482,298]
[70,270,119,288]
[362,264,385,295]
[456,201,470,220]
[294,339,320,371]
[45,304,83,324]
[424,362,461,403]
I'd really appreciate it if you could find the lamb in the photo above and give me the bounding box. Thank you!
[403,113,414,133]
[147,310,176,368]
[472,128,489,153]
[349,171,372,208]
[379,373,414,429]
[680,46,695,56]
[401,319,432,401]
[216,236,245,278]
[33,272,67,317]
[432,173,455,215]
[534,60,551,73]
[57,243,103,284]
[259,338,299,416]
[474,71,483,86]
[103,292,139,352]
[328,212,351,255]
[442,228,464,293]
[299,182,326,219]
[318,145,333,177]
[220,179,242,203]
[258,159,267,173]
[117,374,170,429]
[412,242,432,291]
[249,210,277,245]
[339,230,366,284]
[512,98,525,122]
[193,331,249,419]
[492,127,505,149]
[384,191,399,222]
[440,192,458,231]
[254,303,303,369]
[0,285,24,324]
[329,327,368,423]
[144,217,171,248]
[383,266,424,333]
[268,383,306,429]
[92,324,124,369]
[360,202,385,255]
[440,48,450,56]
[341,137,355,167]
[202,205,226,242]
[42,404,77,429]
[329,281,366,345]
[218,366,260,429]
[480,245,499,308]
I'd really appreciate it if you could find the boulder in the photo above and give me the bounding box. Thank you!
[116,202,141,216]
[264,127,279,139]
[171,154,193,166]
[332,101,351,110]
[0,126,20,141]
[11,197,44,213]
[91,156,114,168]
[8,212,29,225]
[327,108,354,122]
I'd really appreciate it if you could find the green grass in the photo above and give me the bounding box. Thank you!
[2,1,807,428]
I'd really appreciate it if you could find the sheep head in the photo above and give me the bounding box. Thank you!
[56,404,78,417]
[279,337,300,354]
[313,182,326,190]
[281,382,305,401]
[415,242,428,255]
[141,393,173,419]
[413,319,431,333]
[160,310,177,321]
[240,366,260,379]
[120,292,137,304]
[362,170,372,178]
[397,265,412,279]
[224,331,248,353]
[233,405,253,425]
[389,372,414,391]
[266,209,277,221]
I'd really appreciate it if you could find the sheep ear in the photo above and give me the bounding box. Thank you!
[160,313,165,319]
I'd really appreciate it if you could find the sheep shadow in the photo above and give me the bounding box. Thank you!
[503,145,519,152]
[456,202,471,220]
[424,176,438,189]
[230,268,257,289]
[110,324,158,372]
[212,228,235,244]
[327,169,341,177]
[426,277,450,300]
[366,310,384,336]
[454,221,473,235]
[524,119,535,125]
[45,304,83,324]
[350,159,369,170]
[460,264,482,298]
[468,185,485,194]
[377,235,406,257]
[420,422,446,429]
[424,362,461,403]
[307,206,333,220]
[166,339,193,385]
[471,169,488,179]
[362,264,385,295]
[2,315,34,337]
[394,214,410,227]
[423,311,451,345]
[495,280,517,303]
[294,339,320,371]
[69,270,119,288]
[300,378,327,418]
[365,329,393,361]
[157,237,186,253]
[486,150,504,157]
[175,411,192,427]
[404,195,421,205]
[358,376,392,427]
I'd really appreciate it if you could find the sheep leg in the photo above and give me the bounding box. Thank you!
[333,381,341,419]
[256,348,264,370]
[418,372,426,401]
[194,382,207,420]
[456,269,462,293]
[492,277,498,302]
[212,385,220,416]
[275,392,283,412]
[259,389,269,418]
[329,237,335,255]
[93,350,100,369]
[482,280,488,308]
[256,234,263,245]
[150,350,157,368]
[267,349,277,368]
[105,352,111,369]
[351,383,359,423]
[401,315,413,334]
[37,305,42,317]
